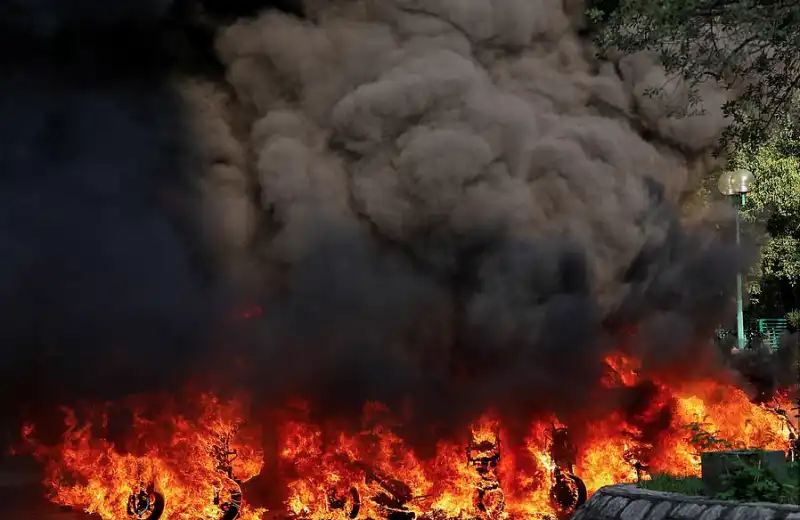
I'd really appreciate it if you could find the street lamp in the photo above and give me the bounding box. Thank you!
[717,168,755,350]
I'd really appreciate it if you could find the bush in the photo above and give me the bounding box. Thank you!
[715,455,798,504]
[639,474,704,495]
[639,459,799,504]
[640,422,799,503]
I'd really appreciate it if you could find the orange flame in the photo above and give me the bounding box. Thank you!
[25,394,266,520]
[23,354,797,520]
[276,355,794,520]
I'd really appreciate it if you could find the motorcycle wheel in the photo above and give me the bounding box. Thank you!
[550,473,587,516]
[329,487,361,519]
[126,488,165,520]
[344,487,361,519]
[215,481,243,520]
[475,486,505,520]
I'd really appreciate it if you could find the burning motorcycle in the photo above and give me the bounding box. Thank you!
[466,426,505,520]
[210,432,245,520]
[125,431,245,520]
[327,459,417,520]
[328,427,508,520]
[546,425,587,519]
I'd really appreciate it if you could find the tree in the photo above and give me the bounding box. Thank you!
[588,0,800,148]
[729,119,800,323]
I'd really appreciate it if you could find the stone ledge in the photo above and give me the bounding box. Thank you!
[571,484,800,520]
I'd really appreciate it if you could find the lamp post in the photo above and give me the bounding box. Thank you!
[717,168,755,350]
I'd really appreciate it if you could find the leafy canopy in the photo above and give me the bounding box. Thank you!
[589,0,800,147]
[732,120,800,285]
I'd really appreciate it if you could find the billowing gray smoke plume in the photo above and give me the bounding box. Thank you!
[0,0,744,434]
[214,1,740,421]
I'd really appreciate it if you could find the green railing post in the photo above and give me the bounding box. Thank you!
[735,192,746,349]
[718,169,754,349]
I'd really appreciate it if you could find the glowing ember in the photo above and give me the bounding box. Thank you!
[24,394,266,520]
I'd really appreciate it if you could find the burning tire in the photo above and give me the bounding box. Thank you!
[475,486,505,520]
[329,487,361,519]
[214,480,243,520]
[549,472,586,517]
[126,488,165,520]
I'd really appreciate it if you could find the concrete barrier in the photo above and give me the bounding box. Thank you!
[571,484,800,520]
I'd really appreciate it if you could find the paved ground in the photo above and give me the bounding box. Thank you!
[0,459,89,520]
[0,485,89,519]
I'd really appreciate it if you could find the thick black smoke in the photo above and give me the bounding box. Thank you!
[726,333,799,403]
[0,0,747,441]
[0,0,225,416]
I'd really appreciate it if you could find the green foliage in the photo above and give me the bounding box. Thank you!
[733,121,800,233]
[641,448,800,504]
[760,237,800,282]
[639,474,704,495]
[655,424,800,504]
[639,460,799,503]
[589,0,800,316]
[683,421,735,451]
[786,310,800,329]
[728,119,800,318]
[715,452,798,504]
[589,0,800,148]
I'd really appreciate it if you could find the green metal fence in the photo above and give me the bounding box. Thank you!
[757,318,788,351]
[715,318,789,350]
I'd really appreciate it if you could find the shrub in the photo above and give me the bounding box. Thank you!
[639,474,704,495]
[715,453,798,504]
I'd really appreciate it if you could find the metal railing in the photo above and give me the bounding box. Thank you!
[757,318,788,351]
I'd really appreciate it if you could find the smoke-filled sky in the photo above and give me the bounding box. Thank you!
[0,0,744,431]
